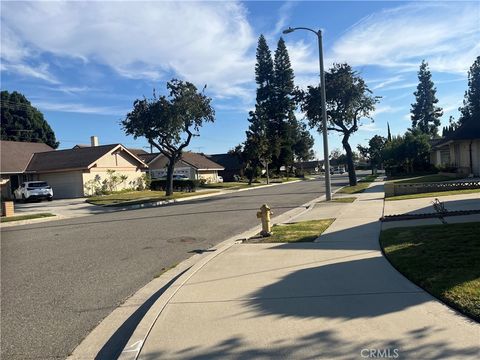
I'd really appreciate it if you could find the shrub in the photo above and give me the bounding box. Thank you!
[150,179,200,192]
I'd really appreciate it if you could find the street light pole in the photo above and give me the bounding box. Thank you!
[283,27,332,200]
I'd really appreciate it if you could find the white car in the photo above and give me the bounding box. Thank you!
[217,176,224,183]
[14,181,53,202]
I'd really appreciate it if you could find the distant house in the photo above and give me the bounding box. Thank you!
[1,137,147,199]
[140,152,224,183]
[207,153,244,181]
[294,160,324,173]
[0,140,53,199]
[430,121,480,176]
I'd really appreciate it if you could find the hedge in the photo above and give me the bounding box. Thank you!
[150,179,200,192]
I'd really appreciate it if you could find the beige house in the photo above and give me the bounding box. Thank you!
[140,152,224,183]
[430,121,480,176]
[1,137,147,199]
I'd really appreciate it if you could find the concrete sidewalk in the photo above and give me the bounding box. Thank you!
[126,182,479,359]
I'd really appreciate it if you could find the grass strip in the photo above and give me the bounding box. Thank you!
[380,222,480,322]
[256,219,335,243]
[330,197,357,203]
[386,188,480,201]
[87,190,219,206]
[392,174,462,184]
[1,213,55,223]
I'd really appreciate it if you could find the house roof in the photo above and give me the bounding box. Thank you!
[26,144,147,173]
[74,144,148,156]
[434,121,480,148]
[0,140,53,174]
[143,152,224,170]
[207,153,243,170]
[138,152,159,164]
[128,148,149,156]
[182,152,224,170]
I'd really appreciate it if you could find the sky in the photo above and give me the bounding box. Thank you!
[1,0,479,157]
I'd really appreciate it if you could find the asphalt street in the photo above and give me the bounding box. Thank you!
[1,176,348,360]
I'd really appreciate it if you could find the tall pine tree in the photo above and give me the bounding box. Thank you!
[387,122,392,142]
[458,56,480,126]
[243,35,275,183]
[271,37,297,173]
[410,60,443,137]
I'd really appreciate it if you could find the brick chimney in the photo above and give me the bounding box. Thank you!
[90,136,99,147]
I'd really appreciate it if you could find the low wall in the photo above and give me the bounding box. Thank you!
[385,180,480,198]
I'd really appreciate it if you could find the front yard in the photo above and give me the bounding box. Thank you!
[86,190,218,206]
[380,222,480,322]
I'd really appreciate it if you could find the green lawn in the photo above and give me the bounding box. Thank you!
[337,181,372,194]
[391,174,462,184]
[337,174,377,194]
[380,222,480,322]
[330,197,357,203]
[1,213,55,223]
[86,190,219,206]
[386,188,480,201]
[258,219,335,243]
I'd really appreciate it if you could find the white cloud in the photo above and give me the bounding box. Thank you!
[371,105,404,118]
[332,2,480,74]
[371,75,404,90]
[268,1,297,38]
[358,122,380,132]
[1,1,256,98]
[33,100,129,116]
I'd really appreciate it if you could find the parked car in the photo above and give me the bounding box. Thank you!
[218,176,224,183]
[330,166,345,175]
[13,181,53,202]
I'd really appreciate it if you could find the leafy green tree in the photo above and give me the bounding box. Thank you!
[357,135,386,174]
[410,60,443,136]
[293,121,314,162]
[383,129,431,174]
[122,79,214,195]
[298,63,379,186]
[0,90,59,148]
[458,56,480,126]
[271,37,298,173]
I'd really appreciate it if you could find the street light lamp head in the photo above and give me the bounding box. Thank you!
[282,27,295,34]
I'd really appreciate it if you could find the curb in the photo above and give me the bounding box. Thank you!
[67,188,326,360]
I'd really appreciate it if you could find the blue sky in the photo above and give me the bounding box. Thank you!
[1,1,479,157]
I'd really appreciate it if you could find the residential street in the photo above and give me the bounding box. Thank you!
[1,177,346,360]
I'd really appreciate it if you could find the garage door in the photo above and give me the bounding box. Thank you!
[39,171,84,198]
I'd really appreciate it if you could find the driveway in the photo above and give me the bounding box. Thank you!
[12,197,114,218]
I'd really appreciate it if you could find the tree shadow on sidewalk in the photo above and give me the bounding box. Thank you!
[140,326,479,360]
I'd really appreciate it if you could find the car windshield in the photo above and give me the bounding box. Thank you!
[28,182,48,188]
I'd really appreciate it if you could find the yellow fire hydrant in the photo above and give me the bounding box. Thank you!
[257,204,273,237]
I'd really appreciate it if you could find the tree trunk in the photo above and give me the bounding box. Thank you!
[342,134,357,186]
[266,162,270,184]
[166,157,176,196]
